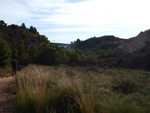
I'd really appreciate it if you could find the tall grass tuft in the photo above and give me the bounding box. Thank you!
[16,65,50,113]
[16,65,95,113]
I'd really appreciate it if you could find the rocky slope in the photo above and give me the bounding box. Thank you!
[116,29,150,56]
[115,29,150,70]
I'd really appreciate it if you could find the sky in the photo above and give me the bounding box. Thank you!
[0,0,150,43]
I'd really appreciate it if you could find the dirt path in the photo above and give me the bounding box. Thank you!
[0,76,16,113]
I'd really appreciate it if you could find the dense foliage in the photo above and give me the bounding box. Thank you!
[0,37,11,66]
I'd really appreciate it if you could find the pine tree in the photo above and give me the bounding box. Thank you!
[12,48,18,59]
[0,37,11,66]
[18,40,25,56]
[21,23,26,29]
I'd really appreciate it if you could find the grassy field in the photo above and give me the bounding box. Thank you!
[15,64,150,113]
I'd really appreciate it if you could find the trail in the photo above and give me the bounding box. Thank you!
[0,76,16,113]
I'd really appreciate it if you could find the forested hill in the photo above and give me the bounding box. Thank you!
[70,30,150,70]
[0,20,66,66]
[0,21,49,49]
[1,19,150,70]
[70,35,124,51]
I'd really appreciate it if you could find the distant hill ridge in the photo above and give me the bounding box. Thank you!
[70,35,124,51]
[70,29,150,70]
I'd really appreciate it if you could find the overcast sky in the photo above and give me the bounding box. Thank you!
[1,0,150,43]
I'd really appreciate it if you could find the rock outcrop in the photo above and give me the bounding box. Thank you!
[116,29,150,55]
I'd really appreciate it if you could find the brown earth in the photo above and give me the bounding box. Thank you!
[0,76,16,113]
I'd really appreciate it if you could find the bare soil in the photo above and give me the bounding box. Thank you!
[0,76,16,113]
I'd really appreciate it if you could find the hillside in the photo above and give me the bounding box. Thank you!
[70,30,150,70]
[1,20,150,70]
[116,30,150,69]
[0,24,49,50]
[116,29,150,55]
[0,21,59,65]
[70,35,124,51]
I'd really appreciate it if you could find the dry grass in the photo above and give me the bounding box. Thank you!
[16,65,95,113]
[15,65,150,113]
[0,66,12,76]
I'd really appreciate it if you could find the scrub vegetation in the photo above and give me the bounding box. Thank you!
[15,65,150,113]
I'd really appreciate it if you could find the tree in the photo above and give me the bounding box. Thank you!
[17,40,30,64]
[70,52,80,62]
[21,29,28,39]
[76,49,85,59]
[12,48,18,59]
[29,26,37,34]
[17,40,25,56]
[0,20,7,27]
[38,45,59,64]
[0,37,11,66]
[28,46,38,58]
[21,23,26,29]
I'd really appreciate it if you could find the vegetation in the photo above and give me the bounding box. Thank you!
[21,23,26,29]
[0,20,116,68]
[29,26,37,34]
[21,29,28,39]
[0,20,150,113]
[12,48,18,59]
[0,20,7,28]
[98,49,114,59]
[11,24,17,29]
[0,37,11,67]
[15,65,150,113]
[70,36,121,51]
[17,40,25,56]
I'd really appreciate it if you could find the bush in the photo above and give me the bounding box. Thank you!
[38,45,60,64]
[112,78,142,94]
[70,52,80,62]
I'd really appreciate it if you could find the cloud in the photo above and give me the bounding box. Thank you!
[0,0,150,43]
[40,27,115,32]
